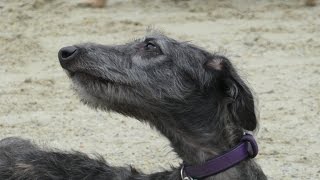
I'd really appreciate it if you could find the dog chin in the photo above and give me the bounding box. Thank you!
[71,81,100,108]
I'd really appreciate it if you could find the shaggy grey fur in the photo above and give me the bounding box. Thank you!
[0,31,267,180]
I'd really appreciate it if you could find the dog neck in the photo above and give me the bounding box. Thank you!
[145,103,255,179]
[153,115,254,180]
[158,104,244,164]
[163,118,244,165]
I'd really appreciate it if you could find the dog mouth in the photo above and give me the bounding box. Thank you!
[66,70,122,87]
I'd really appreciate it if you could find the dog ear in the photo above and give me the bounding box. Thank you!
[205,57,257,131]
[224,76,257,131]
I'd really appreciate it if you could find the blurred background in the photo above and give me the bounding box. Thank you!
[0,0,319,179]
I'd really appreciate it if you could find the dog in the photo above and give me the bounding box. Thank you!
[0,31,267,180]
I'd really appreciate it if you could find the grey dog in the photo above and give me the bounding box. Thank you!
[0,31,267,180]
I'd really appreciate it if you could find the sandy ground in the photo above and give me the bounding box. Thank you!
[0,0,319,179]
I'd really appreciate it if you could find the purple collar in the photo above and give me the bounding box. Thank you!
[181,133,258,180]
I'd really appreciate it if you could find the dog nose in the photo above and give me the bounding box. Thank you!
[58,46,78,68]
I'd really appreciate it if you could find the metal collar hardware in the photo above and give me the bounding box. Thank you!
[181,166,195,180]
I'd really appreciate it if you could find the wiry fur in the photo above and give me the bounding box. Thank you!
[0,31,267,180]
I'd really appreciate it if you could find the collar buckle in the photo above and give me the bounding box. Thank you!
[241,133,259,158]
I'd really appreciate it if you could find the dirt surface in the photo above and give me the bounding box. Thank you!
[0,0,319,179]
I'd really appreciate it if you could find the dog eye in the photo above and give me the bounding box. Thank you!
[144,42,157,50]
